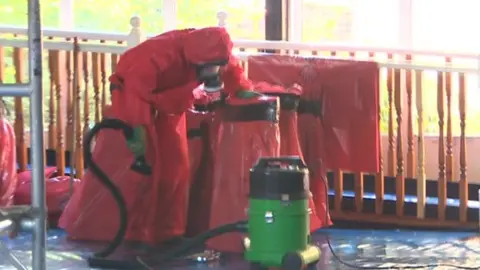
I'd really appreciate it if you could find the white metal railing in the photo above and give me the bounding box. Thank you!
[1,14,480,74]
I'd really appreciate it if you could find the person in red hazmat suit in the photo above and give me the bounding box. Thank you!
[59,27,253,247]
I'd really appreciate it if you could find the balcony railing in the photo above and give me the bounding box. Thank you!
[0,14,478,230]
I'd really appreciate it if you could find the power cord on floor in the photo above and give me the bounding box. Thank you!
[320,174,479,269]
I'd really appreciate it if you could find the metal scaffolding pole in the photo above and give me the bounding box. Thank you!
[0,0,47,269]
[28,0,47,269]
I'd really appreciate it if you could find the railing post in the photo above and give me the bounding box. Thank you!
[127,16,145,48]
[217,11,228,27]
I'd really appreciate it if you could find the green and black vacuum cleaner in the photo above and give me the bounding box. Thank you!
[85,118,321,270]
[245,157,321,270]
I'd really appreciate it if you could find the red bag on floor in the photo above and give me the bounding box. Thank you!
[254,81,324,229]
[17,167,57,182]
[0,116,17,207]
[185,108,214,236]
[14,174,80,223]
[207,95,280,253]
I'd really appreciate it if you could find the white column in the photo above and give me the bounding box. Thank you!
[352,0,403,46]
[397,0,413,47]
[162,0,178,32]
[59,0,75,29]
[288,0,303,42]
[351,0,368,44]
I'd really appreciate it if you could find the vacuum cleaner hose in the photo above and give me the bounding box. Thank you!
[137,220,248,268]
[83,118,135,258]
[85,118,248,269]
[88,221,248,269]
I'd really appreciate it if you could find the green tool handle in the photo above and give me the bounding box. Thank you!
[126,126,147,158]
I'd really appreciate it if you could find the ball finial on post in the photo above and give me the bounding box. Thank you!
[127,15,145,48]
[130,16,142,29]
[217,11,228,27]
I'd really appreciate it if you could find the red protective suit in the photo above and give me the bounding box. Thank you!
[207,95,280,253]
[254,82,324,229]
[60,27,252,245]
[0,116,17,207]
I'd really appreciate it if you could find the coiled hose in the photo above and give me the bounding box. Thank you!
[84,118,248,269]
[83,118,134,259]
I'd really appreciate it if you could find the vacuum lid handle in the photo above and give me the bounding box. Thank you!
[253,156,307,169]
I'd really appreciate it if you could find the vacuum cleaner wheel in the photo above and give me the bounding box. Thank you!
[281,252,304,270]
[249,262,269,270]
[306,261,320,270]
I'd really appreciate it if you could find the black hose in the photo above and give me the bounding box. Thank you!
[137,220,247,268]
[88,221,248,269]
[83,118,135,259]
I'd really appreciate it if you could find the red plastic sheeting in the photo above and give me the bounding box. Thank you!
[311,61,380,173]
[59,107,158,243]
[14,174,80,219]
[248,55,380,173]
[248,55,380,225]
[185,108,214,236]
[253,82,324,229]
[301,60,380,222]
[0,117,17,207]
[297,111,331,224]
[253,82,303,156]
[207,95,280,253]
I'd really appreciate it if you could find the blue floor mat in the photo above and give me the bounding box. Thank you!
[0,229,478,269]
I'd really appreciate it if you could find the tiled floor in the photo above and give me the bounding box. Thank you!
[0,228,478,269]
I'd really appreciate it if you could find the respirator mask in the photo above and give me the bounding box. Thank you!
[195,60,228,93]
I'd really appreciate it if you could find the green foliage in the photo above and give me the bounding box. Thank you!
[0,0,61,28]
